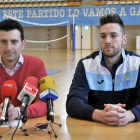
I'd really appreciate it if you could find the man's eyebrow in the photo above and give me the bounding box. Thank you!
[11,39,18,41]
[100,32,118,34]
[100,33,105,35]
[110,32,118,34]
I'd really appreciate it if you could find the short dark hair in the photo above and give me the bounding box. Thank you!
[99,13,124,34]
[0,19,24,41]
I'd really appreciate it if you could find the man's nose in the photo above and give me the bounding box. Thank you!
[5,42,12,50]
[105,36,111,44]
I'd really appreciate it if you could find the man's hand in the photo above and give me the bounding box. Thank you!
[0,103,3,116]
[8,104,19,122]
[92,103,136,126]
[0,103,19,122]
[104,104,135,126]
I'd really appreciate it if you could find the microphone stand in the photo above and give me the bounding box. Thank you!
[20,97,41,132]
[45,99,62,138]
[21,110,41,132]
[17,100,62,138]
[21,113,62,138]
[21,111,61,135]
[0,110,28,138]
[47,120,62,138]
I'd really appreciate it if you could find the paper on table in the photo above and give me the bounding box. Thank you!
[0,120,22,128]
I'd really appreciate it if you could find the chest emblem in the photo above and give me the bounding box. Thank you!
[121,74,130,87]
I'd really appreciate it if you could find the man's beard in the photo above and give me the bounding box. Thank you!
[102,45,122,58]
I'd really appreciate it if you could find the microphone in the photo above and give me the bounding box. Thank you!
[39,76,58,123]
[17,76,38,114]
[1,80,17,125]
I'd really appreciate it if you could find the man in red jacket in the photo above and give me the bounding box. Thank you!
[0,19,47,122]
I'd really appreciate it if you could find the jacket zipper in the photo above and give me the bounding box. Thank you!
[112,79,114,90]
[112,79,114,103]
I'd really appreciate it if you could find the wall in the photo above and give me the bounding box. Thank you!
[23,25,140,50]
[23,26,48,50]
[49,26,67,49]
[92,25,140,50]
[23,26,67,50]
[92,26,100,49]
[124,25,140,49]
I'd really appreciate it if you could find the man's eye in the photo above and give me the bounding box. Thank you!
[111,35,117,38]
[0,40,6,43]
[12,40,18,44]
[101,35,106,38]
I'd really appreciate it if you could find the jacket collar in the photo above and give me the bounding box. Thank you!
[99,48,125,63]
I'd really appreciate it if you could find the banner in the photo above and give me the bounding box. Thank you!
[0,5,140,26]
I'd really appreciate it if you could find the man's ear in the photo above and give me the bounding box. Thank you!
[123,35,127,45]
[22,39,26,50]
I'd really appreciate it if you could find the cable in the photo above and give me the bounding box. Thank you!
[11,112,22,140]
[50,122,53,140]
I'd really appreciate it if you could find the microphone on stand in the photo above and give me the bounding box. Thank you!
[39,76,61,138]
[16,76,39,134]
[40,88,58,123]
[0,77,39,139]
[0,80,17,125]
[17,76,38,114]
[39,76,58,123]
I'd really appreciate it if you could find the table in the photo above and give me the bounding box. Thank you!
[0,115,140,140]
